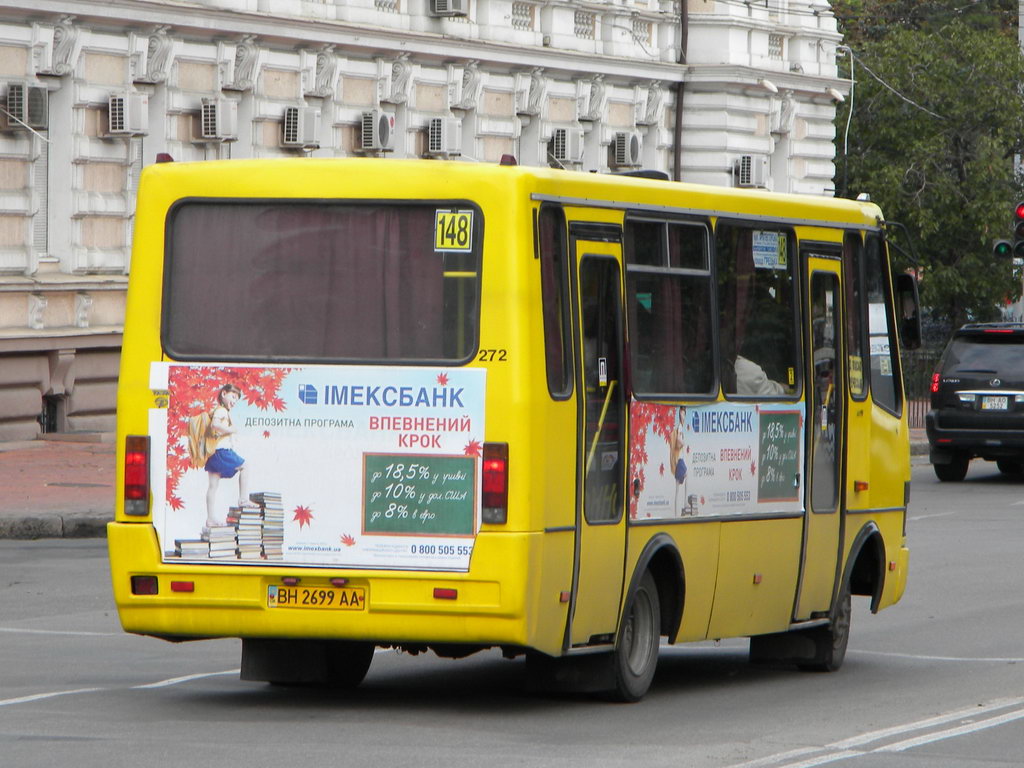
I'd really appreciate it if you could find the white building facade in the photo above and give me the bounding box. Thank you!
[0,0,846,440]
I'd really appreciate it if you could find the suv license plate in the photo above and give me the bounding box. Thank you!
[982,396,1008,411]
[268,585,366,611]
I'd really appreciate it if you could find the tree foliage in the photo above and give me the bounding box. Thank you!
[831,2,1024,327]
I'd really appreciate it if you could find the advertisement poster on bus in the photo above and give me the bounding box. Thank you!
[148,362,485,571]
[629,400,804,520]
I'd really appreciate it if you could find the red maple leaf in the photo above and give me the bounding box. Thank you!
[262,430,271,439]
[168,495,185,511]
[292,505,314,529]
[750,461,757,475]
[340,534,356,547]
[164,365,292,506]
[464,439,481,457]
[437,372,449,386]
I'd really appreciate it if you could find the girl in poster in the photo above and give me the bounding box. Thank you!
[203,383,257,538]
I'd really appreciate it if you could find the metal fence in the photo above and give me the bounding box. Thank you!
[902,347,943,429]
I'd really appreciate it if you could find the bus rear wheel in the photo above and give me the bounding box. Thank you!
[241,638,374,688]
[608,571,661,702]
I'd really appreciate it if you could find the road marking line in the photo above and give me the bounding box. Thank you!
[880,706,1024,752]
[0,626,124,637]
[1,670,241,706]
[728,698,1024,768]
[133,669,239,689]
[907,511,957,520]
[0,688,105,707]
[852,649,1024,663]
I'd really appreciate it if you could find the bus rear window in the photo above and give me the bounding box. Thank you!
[162,201,481,362]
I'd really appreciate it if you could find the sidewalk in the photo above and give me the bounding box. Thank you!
[0,434,115,539]
[0,429,930,540]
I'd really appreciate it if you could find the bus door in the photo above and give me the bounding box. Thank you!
[795,255,845,619]
[568,232,627,648]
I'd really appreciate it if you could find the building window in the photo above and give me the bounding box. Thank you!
[375,0,399,12]
[768,34,784,60]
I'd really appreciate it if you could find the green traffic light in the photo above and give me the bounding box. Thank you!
[994,240,1013,258]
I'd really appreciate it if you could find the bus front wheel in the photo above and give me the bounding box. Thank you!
[608,570,661,702]
[798,580,851,673]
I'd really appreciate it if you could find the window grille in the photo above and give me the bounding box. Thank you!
[768,33,784,60]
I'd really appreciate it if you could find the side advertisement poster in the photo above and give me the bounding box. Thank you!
[148,362,486,571]
[629,400,804,520]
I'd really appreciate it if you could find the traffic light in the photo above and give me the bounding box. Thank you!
[994,239,1012,258]
[1014,202,1024,258]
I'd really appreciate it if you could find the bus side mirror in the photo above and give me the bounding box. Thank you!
[894,273,922,351]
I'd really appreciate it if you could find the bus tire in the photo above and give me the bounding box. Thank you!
[608,570,661,702]
[798,579,851,673]
[241,638,374,688]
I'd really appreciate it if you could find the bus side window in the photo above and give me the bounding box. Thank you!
[864,234,902,414]
[843,232,868,400]
[538,206,572,398]
[715,224,799,398]
[625,218,714,396]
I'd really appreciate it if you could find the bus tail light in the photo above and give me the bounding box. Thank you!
[481,442,508,524]
[124,435,150,516]
[131,575,158,595]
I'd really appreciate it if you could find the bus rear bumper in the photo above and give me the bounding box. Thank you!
[107,521,566,655]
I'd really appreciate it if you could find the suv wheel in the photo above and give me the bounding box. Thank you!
[996,459,1024,476]
[934,452,969,482]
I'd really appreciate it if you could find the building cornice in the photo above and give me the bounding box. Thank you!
[9,0,686,82]
[685,63,849,97]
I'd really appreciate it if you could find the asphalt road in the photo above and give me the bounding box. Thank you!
[2,455,1023,768]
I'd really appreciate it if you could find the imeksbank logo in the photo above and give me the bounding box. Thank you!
[298,383,318,405]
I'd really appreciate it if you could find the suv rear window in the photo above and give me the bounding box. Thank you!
[163,201,481,363]
[943,334,1024,377]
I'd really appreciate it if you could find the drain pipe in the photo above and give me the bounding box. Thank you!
[672,1,688,182]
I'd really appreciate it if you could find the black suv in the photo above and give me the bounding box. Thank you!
[927,322,1024,481]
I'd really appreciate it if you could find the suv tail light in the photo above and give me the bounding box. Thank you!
[930,372,940,393]
[124,435,150,516]
[481,442,508,524]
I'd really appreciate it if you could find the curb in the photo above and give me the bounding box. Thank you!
[0,512,110,540]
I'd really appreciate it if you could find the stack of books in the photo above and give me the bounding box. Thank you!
[207,524,238,559]
[236,506,264,559]
[175,539,209,558]
[251,492,284,560]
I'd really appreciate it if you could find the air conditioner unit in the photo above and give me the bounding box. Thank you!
[361,109,394,152]
[6,83,48,130]
[429,0,469,17]
[612,131,642,168]
[551,127,584,165]
[735,154,769,188]
[199,97,238,142]
[108,92,149,135]
[282,106,321,148]
[426,117,462,157]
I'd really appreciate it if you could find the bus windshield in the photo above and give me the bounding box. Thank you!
[163,201,481,363]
